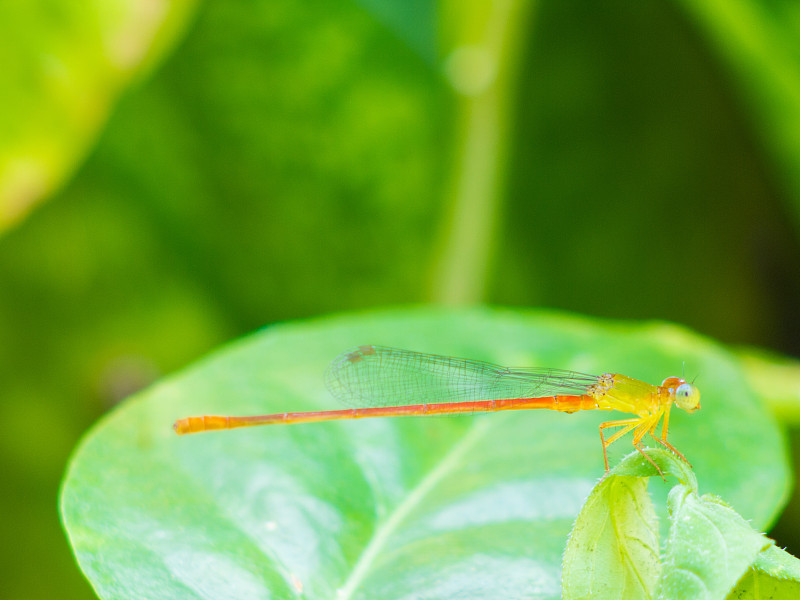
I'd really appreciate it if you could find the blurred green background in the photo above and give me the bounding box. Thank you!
[3,1,800,598]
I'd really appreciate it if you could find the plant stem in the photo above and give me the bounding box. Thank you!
[431,0,535,304]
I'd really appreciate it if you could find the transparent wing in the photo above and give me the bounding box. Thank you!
[325,345,601,408]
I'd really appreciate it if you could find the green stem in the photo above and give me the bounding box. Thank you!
[431,0,535,304]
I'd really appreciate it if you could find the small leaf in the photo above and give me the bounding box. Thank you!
[607,446,698,490]
[726,569,800,600]
[658,486,774,599]
[726,546,800,599]
[726,545,800,599]
[562,474,659,600]
[752,544,800,579]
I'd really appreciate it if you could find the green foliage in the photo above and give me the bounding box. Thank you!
[0,1,798,599]
[562,474,660,599]
[732,546,800,599]
[659,487,770,598]
[0,0,196,232]
[61,307,791,599]
[564,449,800,600]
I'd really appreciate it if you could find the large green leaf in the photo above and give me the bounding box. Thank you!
[61,307,790,599]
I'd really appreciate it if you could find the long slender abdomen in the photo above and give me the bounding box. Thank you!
[172,394,600,435]
[495,395,598,413]
[173,410,361,434]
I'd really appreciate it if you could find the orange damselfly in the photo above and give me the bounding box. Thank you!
[174,345,701,474]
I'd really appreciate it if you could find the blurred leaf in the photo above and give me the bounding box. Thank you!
[61,307,790,599]
[737,346,800,424]
[61,0,453,323]
[0,0,196,233]
[673,0,800,224]
[354,0,437,62]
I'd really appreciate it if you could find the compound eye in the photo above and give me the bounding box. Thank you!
[675,383,701,411]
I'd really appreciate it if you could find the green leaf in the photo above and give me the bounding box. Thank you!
[562,449,695,600]
[562,474,659,600]
[657,486,774,599]
[605,446,699,489]
[727,546,800,599]
[564,449,800,600]
[0,0,196,233]
[60,307,790,598]
[727,570,800,600]
[752,544,800,579]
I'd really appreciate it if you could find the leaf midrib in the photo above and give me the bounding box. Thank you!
[336,417,495,599]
